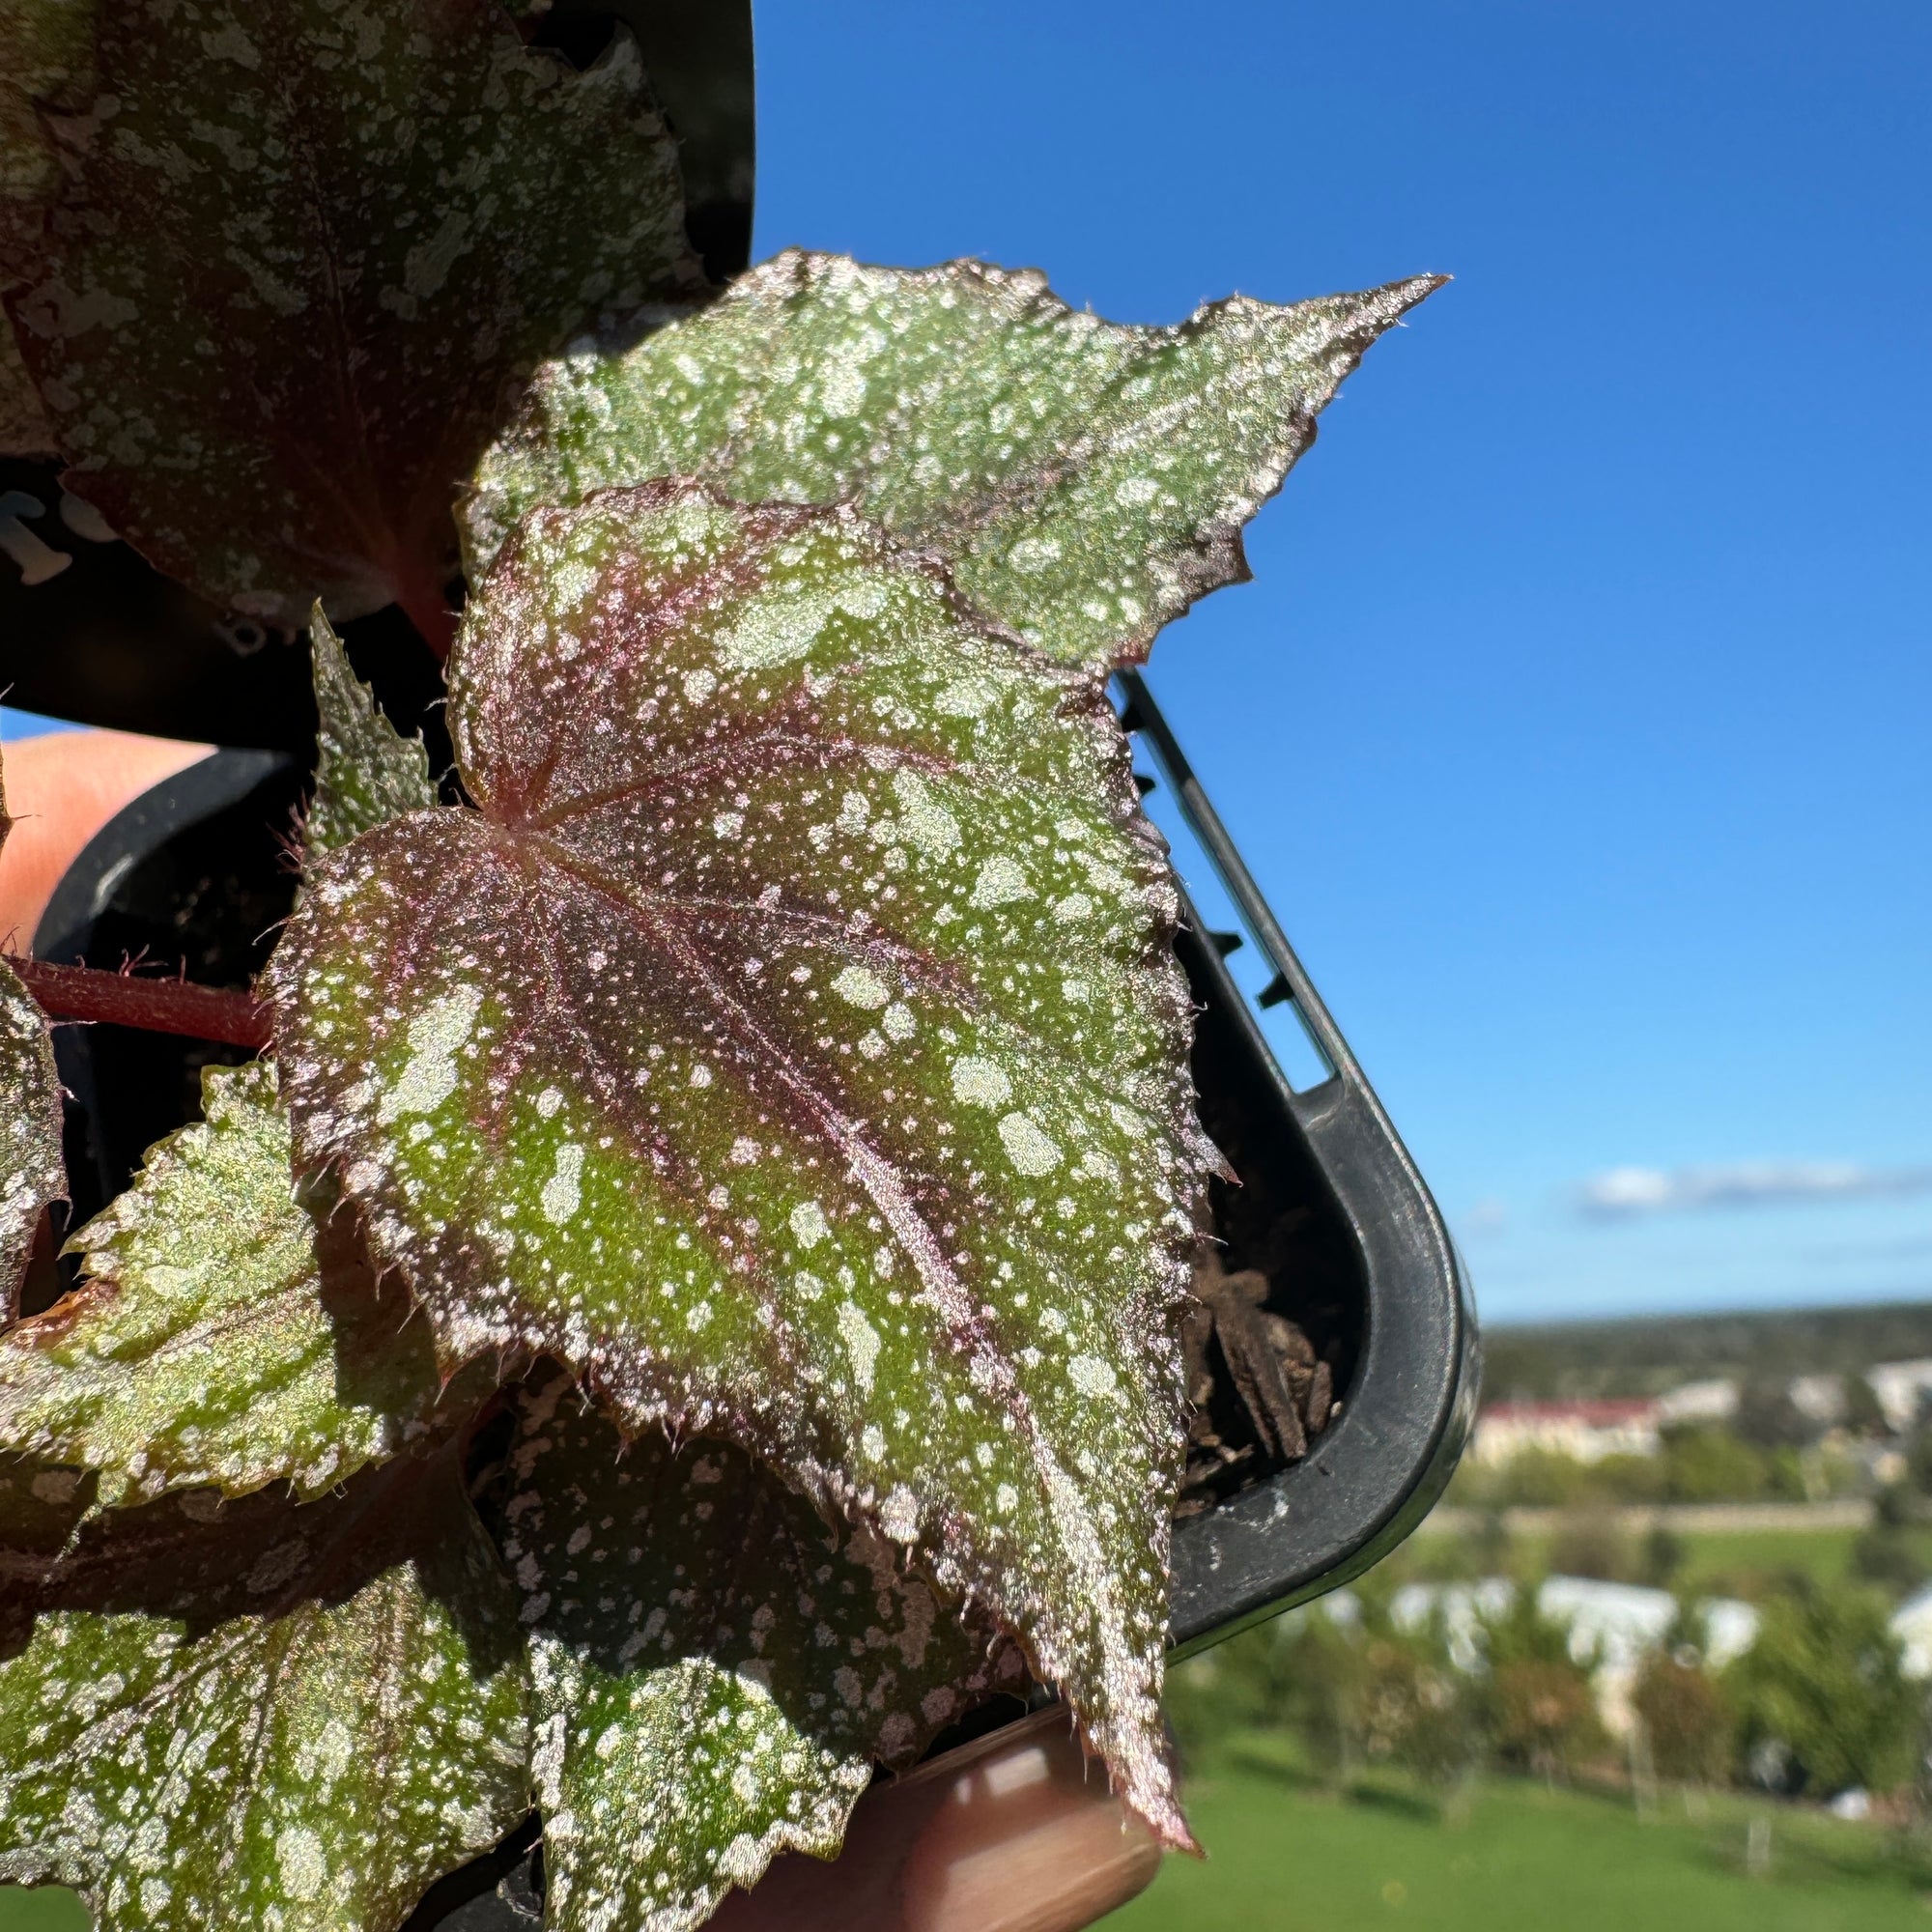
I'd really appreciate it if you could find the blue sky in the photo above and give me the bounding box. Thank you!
[750,2,1932,1323]
[6,5,1926,1326]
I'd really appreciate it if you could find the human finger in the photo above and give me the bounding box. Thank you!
[0,726,212,949]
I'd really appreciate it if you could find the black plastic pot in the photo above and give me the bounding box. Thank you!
[1117,670,1477,1649]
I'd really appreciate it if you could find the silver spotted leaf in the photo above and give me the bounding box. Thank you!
[0,962,62,1317]
[465,248,1441,670]
[0,752,65,1315]
[0,1439,532,1932]
[4,0,702,635]
[306,608,439,862]
[0,1061,463,1505]
[493,1374,1024,1932]
[0,0,92,453]
[270,483,1208,1839]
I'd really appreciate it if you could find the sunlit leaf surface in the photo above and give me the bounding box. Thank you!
[466,249,1441,669]
[0,1063,456,1503]
[495,1375,1022,1932]
[272,483,1207,1836]
[0,753,64,1313]
[306,610,439,861]
[0,1441,531,1932]
[4,0,701,632]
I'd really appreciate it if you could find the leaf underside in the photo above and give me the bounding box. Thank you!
[465,248,1443,670]
[305,609,440,861]
[0,1442,532,1932]
[4,0,702,629]
[496,1374,1023,1932]
[272,482,1207,1838]
[0,1061,463,1505]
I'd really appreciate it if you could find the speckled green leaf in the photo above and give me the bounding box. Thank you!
[0,1440,532,1932]
[0,0,91,225]
[494,1374,1022,1932]
[0,327,51,456]
[0,754,65,1315]
[4,0,702,635]
[270,483,1208,1839]
[0,0,92,453]
[465,249,1441,670]
[0,963,62,1316]
[306,609,439,862]
[0,1061,459,1505]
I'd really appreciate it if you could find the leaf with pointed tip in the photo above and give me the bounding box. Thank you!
[465,248,1441,670]
[0,753,65,1316]
[494,1376,1023,1932]
[271,483,1207,1839]
[4,0,702,636]
[0,1440,532,1932]
[0,1061,462,1505]
[306,609,439,862]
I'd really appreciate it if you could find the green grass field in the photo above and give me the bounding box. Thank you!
[1115,1746,1932,1932]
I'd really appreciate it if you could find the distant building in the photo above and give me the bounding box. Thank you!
[1866,1360,1932,1433]
[1654,1378,1739,1428]
[1469,1398,1661,1466]
[1891,1582,1932,1680]
[1788,1374,1849,1426]
[1387,1576,1759,1734]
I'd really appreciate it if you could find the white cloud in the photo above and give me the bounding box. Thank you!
[1577,1160,1932,1219]
[1461,1198,1509,1237]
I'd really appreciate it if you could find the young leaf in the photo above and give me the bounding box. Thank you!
[306,608,440,861]
[0,1441,532,1932]
[496,1376,1023,1932]
[4,0,703,639]
[0,1061,459,1505]
[0,753,66,1315]
[465,249,1442,670]
[270,484,1208,1839]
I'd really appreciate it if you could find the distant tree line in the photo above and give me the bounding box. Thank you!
[1485,1303,1932,1406]
[1167,1572,1925,1810]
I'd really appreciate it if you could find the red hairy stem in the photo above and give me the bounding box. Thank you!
[8,955,271,1051]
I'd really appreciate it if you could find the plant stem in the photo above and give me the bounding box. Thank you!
[9,956,270,1050]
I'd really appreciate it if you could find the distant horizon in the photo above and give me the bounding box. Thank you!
[1485,1290,1932,1335]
